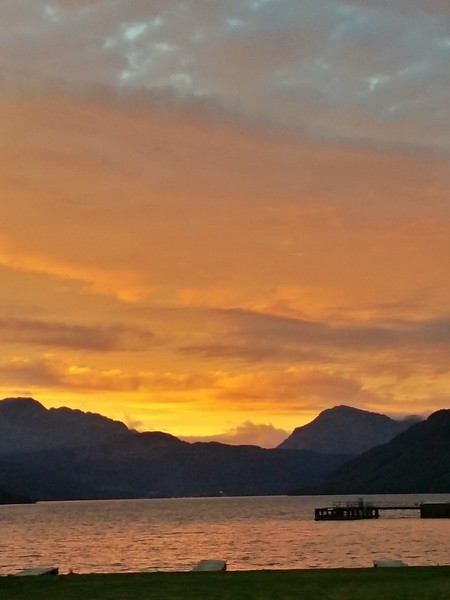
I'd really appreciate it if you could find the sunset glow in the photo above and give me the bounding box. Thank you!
[1,1,449,445]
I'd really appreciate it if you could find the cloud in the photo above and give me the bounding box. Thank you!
[211,367,380,415]
[180,309,450,365]
[344,0,450,18]
[0,0,449,428]
[0,1,448,151]
[2,73,448,316]
[180,421,290,448]
[0,317,155,351]
[0,355,221,394]
[0,357,144,391]
[0,350,379,413]
[0,237,149,302]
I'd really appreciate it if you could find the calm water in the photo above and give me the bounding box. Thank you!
[1,494,450,574]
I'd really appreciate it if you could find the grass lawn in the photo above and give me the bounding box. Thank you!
[1,567,449,600]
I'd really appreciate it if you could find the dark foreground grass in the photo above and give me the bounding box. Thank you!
[1,567,449,600]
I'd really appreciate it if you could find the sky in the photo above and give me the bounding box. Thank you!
[1,0,449,447]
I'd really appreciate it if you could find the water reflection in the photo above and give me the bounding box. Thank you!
[1,494,449,574]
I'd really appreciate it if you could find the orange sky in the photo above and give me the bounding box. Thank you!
[1,1,449,446]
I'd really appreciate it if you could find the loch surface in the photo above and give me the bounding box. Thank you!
[1,494,450,574]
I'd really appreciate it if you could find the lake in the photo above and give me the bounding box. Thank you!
[1,494,449,574]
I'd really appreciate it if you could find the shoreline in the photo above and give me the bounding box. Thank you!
[2,561,449,578]
[2,566,450,600]
[3,564,450,575]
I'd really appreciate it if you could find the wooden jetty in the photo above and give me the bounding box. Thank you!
[315,500,380,521]
[315,499,450,521]
[314,499,421,521]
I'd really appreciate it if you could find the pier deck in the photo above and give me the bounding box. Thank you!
[314,500,421,521]
[315,502,379,521]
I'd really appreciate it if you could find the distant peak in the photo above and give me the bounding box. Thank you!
[316,405,370,420]
[0,397,45,409]
[320,405,389,419]
[427,408,450,422]
[328,405,365,413]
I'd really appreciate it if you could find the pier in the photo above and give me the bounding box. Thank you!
[315,500,450,520]
[315,500,380,521]
[314,499,421,521]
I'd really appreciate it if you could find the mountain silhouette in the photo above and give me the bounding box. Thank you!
[0,397,347,501]
[305,409,450,494]
[0,397,132,454]
[278,405,419,455]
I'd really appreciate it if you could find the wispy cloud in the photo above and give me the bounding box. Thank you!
[180,308,450,364]
[0,357,143,391]
[0,317,155,351]
[0,356,221,394]
[0,237,149,302]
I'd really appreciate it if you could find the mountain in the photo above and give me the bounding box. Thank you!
[0,432,348,501]
[278,405,419,455]
[304,409,450,494]
[0,397,349,500]
[0,397,132,454]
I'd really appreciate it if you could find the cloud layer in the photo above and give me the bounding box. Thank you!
[1,0,449,150]
[0,0,449,442]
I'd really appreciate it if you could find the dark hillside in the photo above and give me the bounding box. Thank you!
[0,432,348,500]
[305,409,450,494]
[0,397,132,454]
[278,405,419,455]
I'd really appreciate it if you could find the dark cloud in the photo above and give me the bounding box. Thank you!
[0,317,155,351]
[0,357,64,388]
[180,308,450,363]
